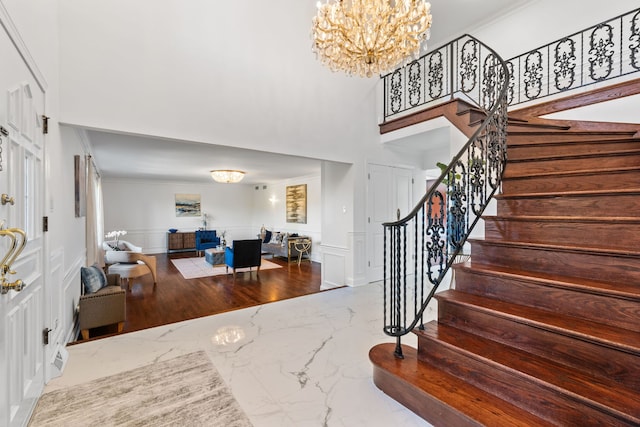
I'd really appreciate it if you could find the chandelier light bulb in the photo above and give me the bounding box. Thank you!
[312,0,432,78]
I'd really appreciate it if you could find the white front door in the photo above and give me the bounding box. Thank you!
[366,164,413,283]
[0,29,47,427]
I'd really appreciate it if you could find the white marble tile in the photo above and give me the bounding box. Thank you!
[45,283,434,426]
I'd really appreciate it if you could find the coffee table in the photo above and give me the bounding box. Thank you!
[204,248,225,266]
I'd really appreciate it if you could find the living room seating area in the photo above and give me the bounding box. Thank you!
[260,230,311,263]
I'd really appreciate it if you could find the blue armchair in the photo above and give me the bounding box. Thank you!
[195,230,220,256]
[225,239,262,278]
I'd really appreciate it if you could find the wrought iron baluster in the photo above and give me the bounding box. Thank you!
[380,35,509,357]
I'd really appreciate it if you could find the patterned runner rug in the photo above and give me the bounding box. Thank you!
[29,351,252,426]
[171,257,281,279]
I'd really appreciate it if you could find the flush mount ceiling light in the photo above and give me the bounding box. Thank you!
[210,170,245,183]
[311,0,432,78]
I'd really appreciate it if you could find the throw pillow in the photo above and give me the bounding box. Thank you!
[269,232,281,245]
[263,230,272,243]
[80,264,107,294]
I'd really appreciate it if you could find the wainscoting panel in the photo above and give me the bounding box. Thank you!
[46,249,65,381]
[321,245,346,289]
[349,232,367,286]
[64,256,84,344]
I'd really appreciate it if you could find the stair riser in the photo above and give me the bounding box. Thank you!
[434,301,640,391]
[508,133,636,144]
[504,154,640,176]
[502,170,640,194]
[416,330,634,426]
[454,268,640,333]
[496,194,640,217]
[507,141,640,160]
[484,218,640,250]
[470,240,640,283]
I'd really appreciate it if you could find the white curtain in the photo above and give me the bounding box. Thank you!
[85,156,104,266]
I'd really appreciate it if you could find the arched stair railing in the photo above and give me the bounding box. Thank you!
[382,35,509,358]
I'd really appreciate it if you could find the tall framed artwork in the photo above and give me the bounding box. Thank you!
[175,193,201,217]
[74,154,86,217]
[286,184,307,224]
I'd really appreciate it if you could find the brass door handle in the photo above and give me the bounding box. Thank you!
[1,194,15,205]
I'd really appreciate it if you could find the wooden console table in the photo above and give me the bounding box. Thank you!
[167,231,196,253]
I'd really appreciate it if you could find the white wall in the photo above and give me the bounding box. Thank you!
[102,179,256,253]
[473,0,639,57]
[102,172,323,258]
[57,0,377,165]
[251,174,322,262]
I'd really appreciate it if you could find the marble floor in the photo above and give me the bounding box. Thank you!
[45,283,436,427]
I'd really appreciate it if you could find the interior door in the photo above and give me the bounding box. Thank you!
[367,164,413,283]
[0,33,47,426]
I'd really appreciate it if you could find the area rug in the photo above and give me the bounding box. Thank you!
[171,257,282,280]
[29,351,252,427]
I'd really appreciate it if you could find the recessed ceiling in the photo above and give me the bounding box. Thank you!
[84,128,324,184]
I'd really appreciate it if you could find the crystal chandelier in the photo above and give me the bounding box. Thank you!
[210,170,245,183]
[311,0,432,78]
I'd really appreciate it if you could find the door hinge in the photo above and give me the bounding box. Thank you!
[43,216,48,232]
[368,261,370,267]
[412,178,414,184]
[368,173,370,179]
[42,328,51,345]
[368,217,370,224]
[42,115,49,134]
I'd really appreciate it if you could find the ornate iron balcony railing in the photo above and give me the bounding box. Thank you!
[506,7,640,106]
[381,35,509,358]
[382,7,640,122]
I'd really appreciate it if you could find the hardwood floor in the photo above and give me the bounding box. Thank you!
[77,252,325,342]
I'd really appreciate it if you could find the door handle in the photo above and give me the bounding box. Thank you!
[1,194,15,205]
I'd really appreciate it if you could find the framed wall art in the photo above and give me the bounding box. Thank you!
[74,154,86,217]
[286,184,307,224]
[175,193,201,217]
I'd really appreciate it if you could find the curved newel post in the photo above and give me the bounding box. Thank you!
[380,34,509,355]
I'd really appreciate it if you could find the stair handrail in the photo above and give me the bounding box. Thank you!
[381,34,509,359]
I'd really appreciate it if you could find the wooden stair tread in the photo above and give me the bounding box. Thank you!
[506,122,570,130]
[507,137,640,149]
[503,164,640,179]
[495,188,640,199]
[508,147,640,162]
[459,262,640,301]
[485,214,640,223]
[469,237,640,259]
[369,343,555,427]
[436,290,640,355]
[416,323,640,422]
[508,130,636,137]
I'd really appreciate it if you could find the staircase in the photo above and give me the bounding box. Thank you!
[370,107,640,426]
